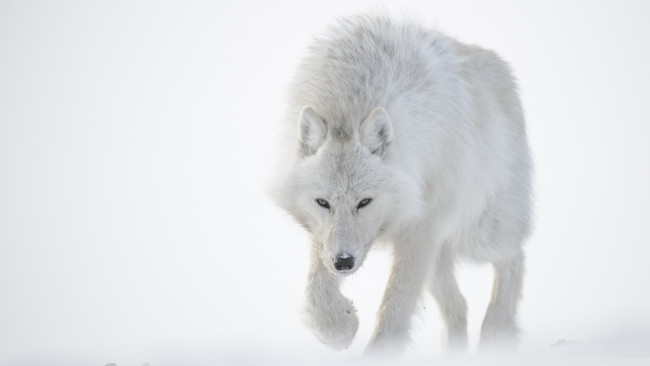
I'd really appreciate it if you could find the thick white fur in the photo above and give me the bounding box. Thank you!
[272,14,532,356]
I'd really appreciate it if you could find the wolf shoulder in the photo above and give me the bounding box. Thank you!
[295,17,522,118]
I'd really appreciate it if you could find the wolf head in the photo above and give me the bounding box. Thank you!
[274,106,421,276]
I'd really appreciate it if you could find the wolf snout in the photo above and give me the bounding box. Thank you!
[334,253,355,271]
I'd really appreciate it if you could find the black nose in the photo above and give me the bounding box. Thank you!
[334,253,355,271]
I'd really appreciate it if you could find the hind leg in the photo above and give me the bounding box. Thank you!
[480,249,524,348]
[429,244,468,351]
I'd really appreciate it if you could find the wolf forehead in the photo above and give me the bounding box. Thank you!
[311,111,367,142]
[329,125,354,142]
[311,141,386,195]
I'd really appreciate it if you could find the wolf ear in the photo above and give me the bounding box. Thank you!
[298,106,327,156]
[360,107,393,157]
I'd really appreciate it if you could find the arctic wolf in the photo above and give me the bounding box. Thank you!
[272,15,532,355]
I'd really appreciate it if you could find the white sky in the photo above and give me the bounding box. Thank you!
[1,1,650,365]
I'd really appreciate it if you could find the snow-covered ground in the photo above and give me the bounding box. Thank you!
[2,1,650,365]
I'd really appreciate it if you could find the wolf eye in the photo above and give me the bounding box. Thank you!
[315,198,330,209]
[357,198,372,209]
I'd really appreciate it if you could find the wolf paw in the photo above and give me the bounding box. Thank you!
[364,327,408,356]
[304,296,359,350]
[480,310,519,349]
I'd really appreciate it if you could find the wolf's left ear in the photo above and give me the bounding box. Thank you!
[298,106,327,156]
[360,107,393,157]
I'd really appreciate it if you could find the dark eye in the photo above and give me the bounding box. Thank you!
[316,198,330,209]
[357,198,372,209]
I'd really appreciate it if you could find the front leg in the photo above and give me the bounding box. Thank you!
[303,243,359,350]
[366,231,435,355]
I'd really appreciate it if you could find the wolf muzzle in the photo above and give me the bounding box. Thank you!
[334,253,355,271]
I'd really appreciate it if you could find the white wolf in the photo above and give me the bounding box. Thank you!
[272,15,532,355]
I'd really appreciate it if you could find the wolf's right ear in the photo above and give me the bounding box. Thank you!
[298,106,327,156]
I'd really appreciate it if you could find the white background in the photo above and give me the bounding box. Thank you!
[1,1,650,365]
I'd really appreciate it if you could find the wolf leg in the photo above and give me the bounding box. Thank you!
[429,244,468,351]
[365,229,435,355]
[303,242,358,350]
[480,249,524,348]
